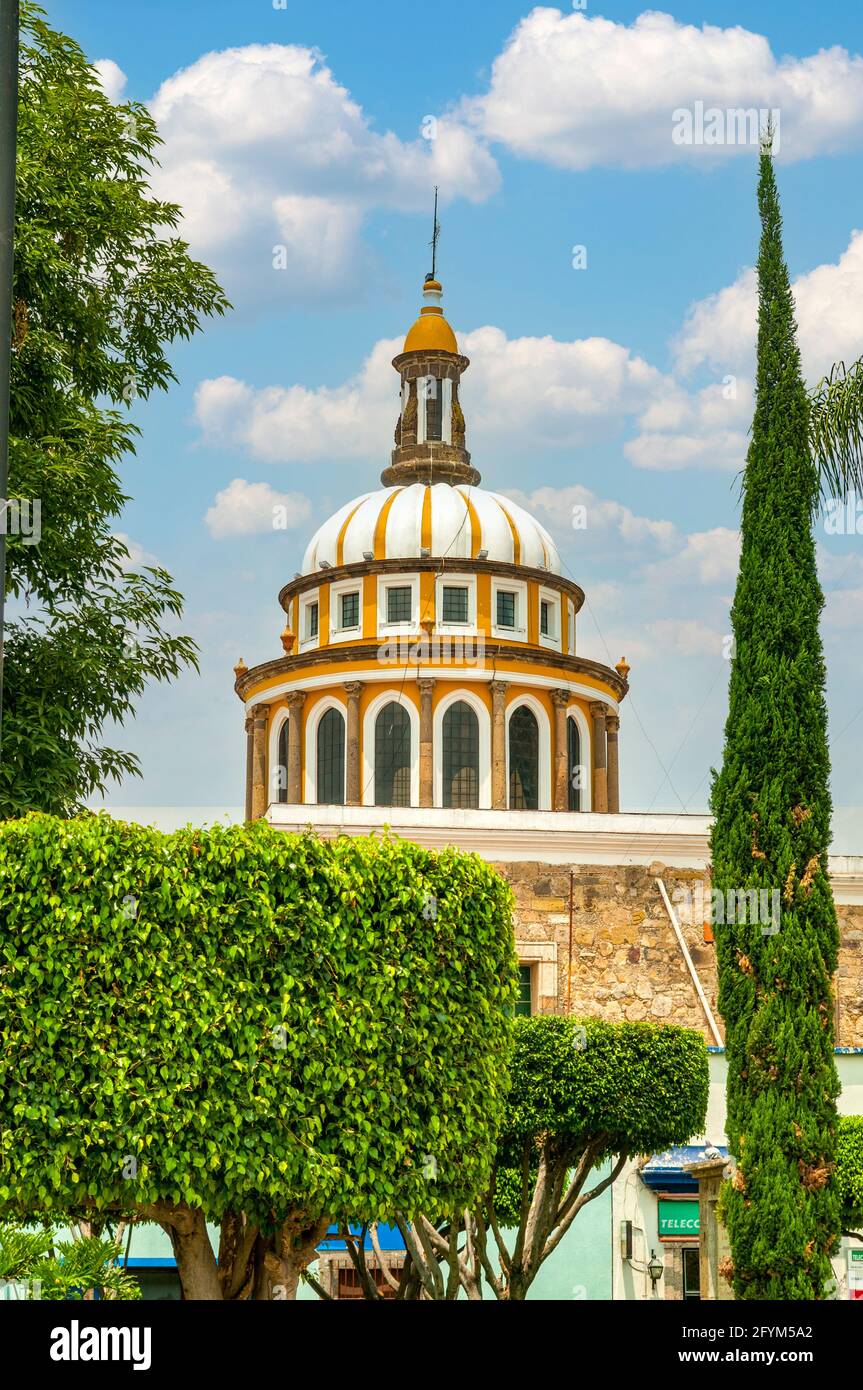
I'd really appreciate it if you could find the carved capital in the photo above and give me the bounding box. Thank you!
[606,714,620,734]
[589,701,609,721]
[285,690,306,712]
[489,679,508,699]
[551,688,571,709]
[417,678,437,697]
[344,681,364,700]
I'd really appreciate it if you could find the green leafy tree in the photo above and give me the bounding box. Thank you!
[837,1116,863,1241]
[0,1224,141,1300]
[359,1016,708,1301]
[1,3,228,816]
[710,139,841,1299]
[0,815,517,1299]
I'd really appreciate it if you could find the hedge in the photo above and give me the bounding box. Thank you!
[0,814,517,1229]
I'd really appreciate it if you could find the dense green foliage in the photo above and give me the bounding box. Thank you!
[397,1016,709,1300]
[0,816,517,1232]
[837,1116,863,1236]
[492,1016,708,1233]
[0,1224,140,1300]
[2,4,228,815]
[710,143,841,1299]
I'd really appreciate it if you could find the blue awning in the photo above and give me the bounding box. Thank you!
[640,1145,729,1193]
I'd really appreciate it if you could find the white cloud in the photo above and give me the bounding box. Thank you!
[644,528,741,587]
[205,478,311,539]
[465,9,863,170]
[504,484,678,554]
[148,44,499,300]
[114,532,156,570]
[195,327,669,465]
[94,59,127,103]
[675,229,863,381]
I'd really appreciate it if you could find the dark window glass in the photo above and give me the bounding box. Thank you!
[540,600,551,636]
[442,700,480,809]
[386,586,413,624]
[317,707,345,805]
[567,716,581,812]
[307,602,319,639]
[340,591,359,629]
[683,1247,701,1300]
[375,701,412,807]
[515,964,533,1017]
[442,585,469,624]
[508,705,539,810]
[425,377,442,441]
[496,590,516,628]
[277,718,289,805]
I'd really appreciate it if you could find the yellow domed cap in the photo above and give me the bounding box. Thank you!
[403,277,459,354]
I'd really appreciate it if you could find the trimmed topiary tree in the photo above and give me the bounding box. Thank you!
[710,138,841,1299]
[0,814,517,1298]
[394,1015,709,1300]
[837,1116,863,1241]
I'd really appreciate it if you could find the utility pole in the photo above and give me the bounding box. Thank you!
[0,0,19,758]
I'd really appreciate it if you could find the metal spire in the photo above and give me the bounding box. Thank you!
[427,186,440,281]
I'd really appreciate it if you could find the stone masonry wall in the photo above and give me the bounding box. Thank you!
[494,861,863,1048]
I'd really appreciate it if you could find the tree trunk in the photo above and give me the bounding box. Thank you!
[152,1206,223,1301]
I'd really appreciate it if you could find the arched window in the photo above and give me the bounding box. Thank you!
[442,700,479,809]
[375,701,412,807]
[509,705,539,810]
[277,718,289,804]
[316,707,345,805]
[567,715,582,812]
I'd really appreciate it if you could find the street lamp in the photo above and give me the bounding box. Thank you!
[647,1249,664,1289]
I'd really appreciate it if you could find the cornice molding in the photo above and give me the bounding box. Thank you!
[262,804,863,898]
[235,643,629,705]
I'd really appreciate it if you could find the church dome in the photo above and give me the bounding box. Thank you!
[301,483,561,575]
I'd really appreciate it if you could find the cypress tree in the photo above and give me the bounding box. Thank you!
[710,139,841,1299]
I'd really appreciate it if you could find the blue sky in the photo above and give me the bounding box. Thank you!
[44,1,863,826]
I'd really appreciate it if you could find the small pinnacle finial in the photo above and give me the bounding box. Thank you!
[234,657,248,680]
[616,656,631,682]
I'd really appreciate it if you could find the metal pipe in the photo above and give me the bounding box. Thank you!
[656,877,723,1046]
[567,869,574,1012]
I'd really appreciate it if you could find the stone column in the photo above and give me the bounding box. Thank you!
[244,711,255,822]
[606,713,620,814]
[551,689,570,812]
[344,682,364,806]
[285,691,306,804]
[688,1157,734,1301]
[418,678,436,807]
[590,701,608,814]
[251,705,269,821]
[490,680,508,810]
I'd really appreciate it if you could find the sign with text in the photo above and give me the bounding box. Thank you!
[658,1198,700,1238]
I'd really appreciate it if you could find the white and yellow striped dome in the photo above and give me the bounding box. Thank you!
[302,484,561,575]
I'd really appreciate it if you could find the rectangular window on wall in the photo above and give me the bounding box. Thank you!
[307,602,319,639]
[340,591,359,629]
[496,590,516,629]
[540,600,551,636]
[386,586,413,624]
[516,964,533,1016]
[441,585,469,624]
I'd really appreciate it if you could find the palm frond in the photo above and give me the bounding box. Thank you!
[810,358,863,501]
